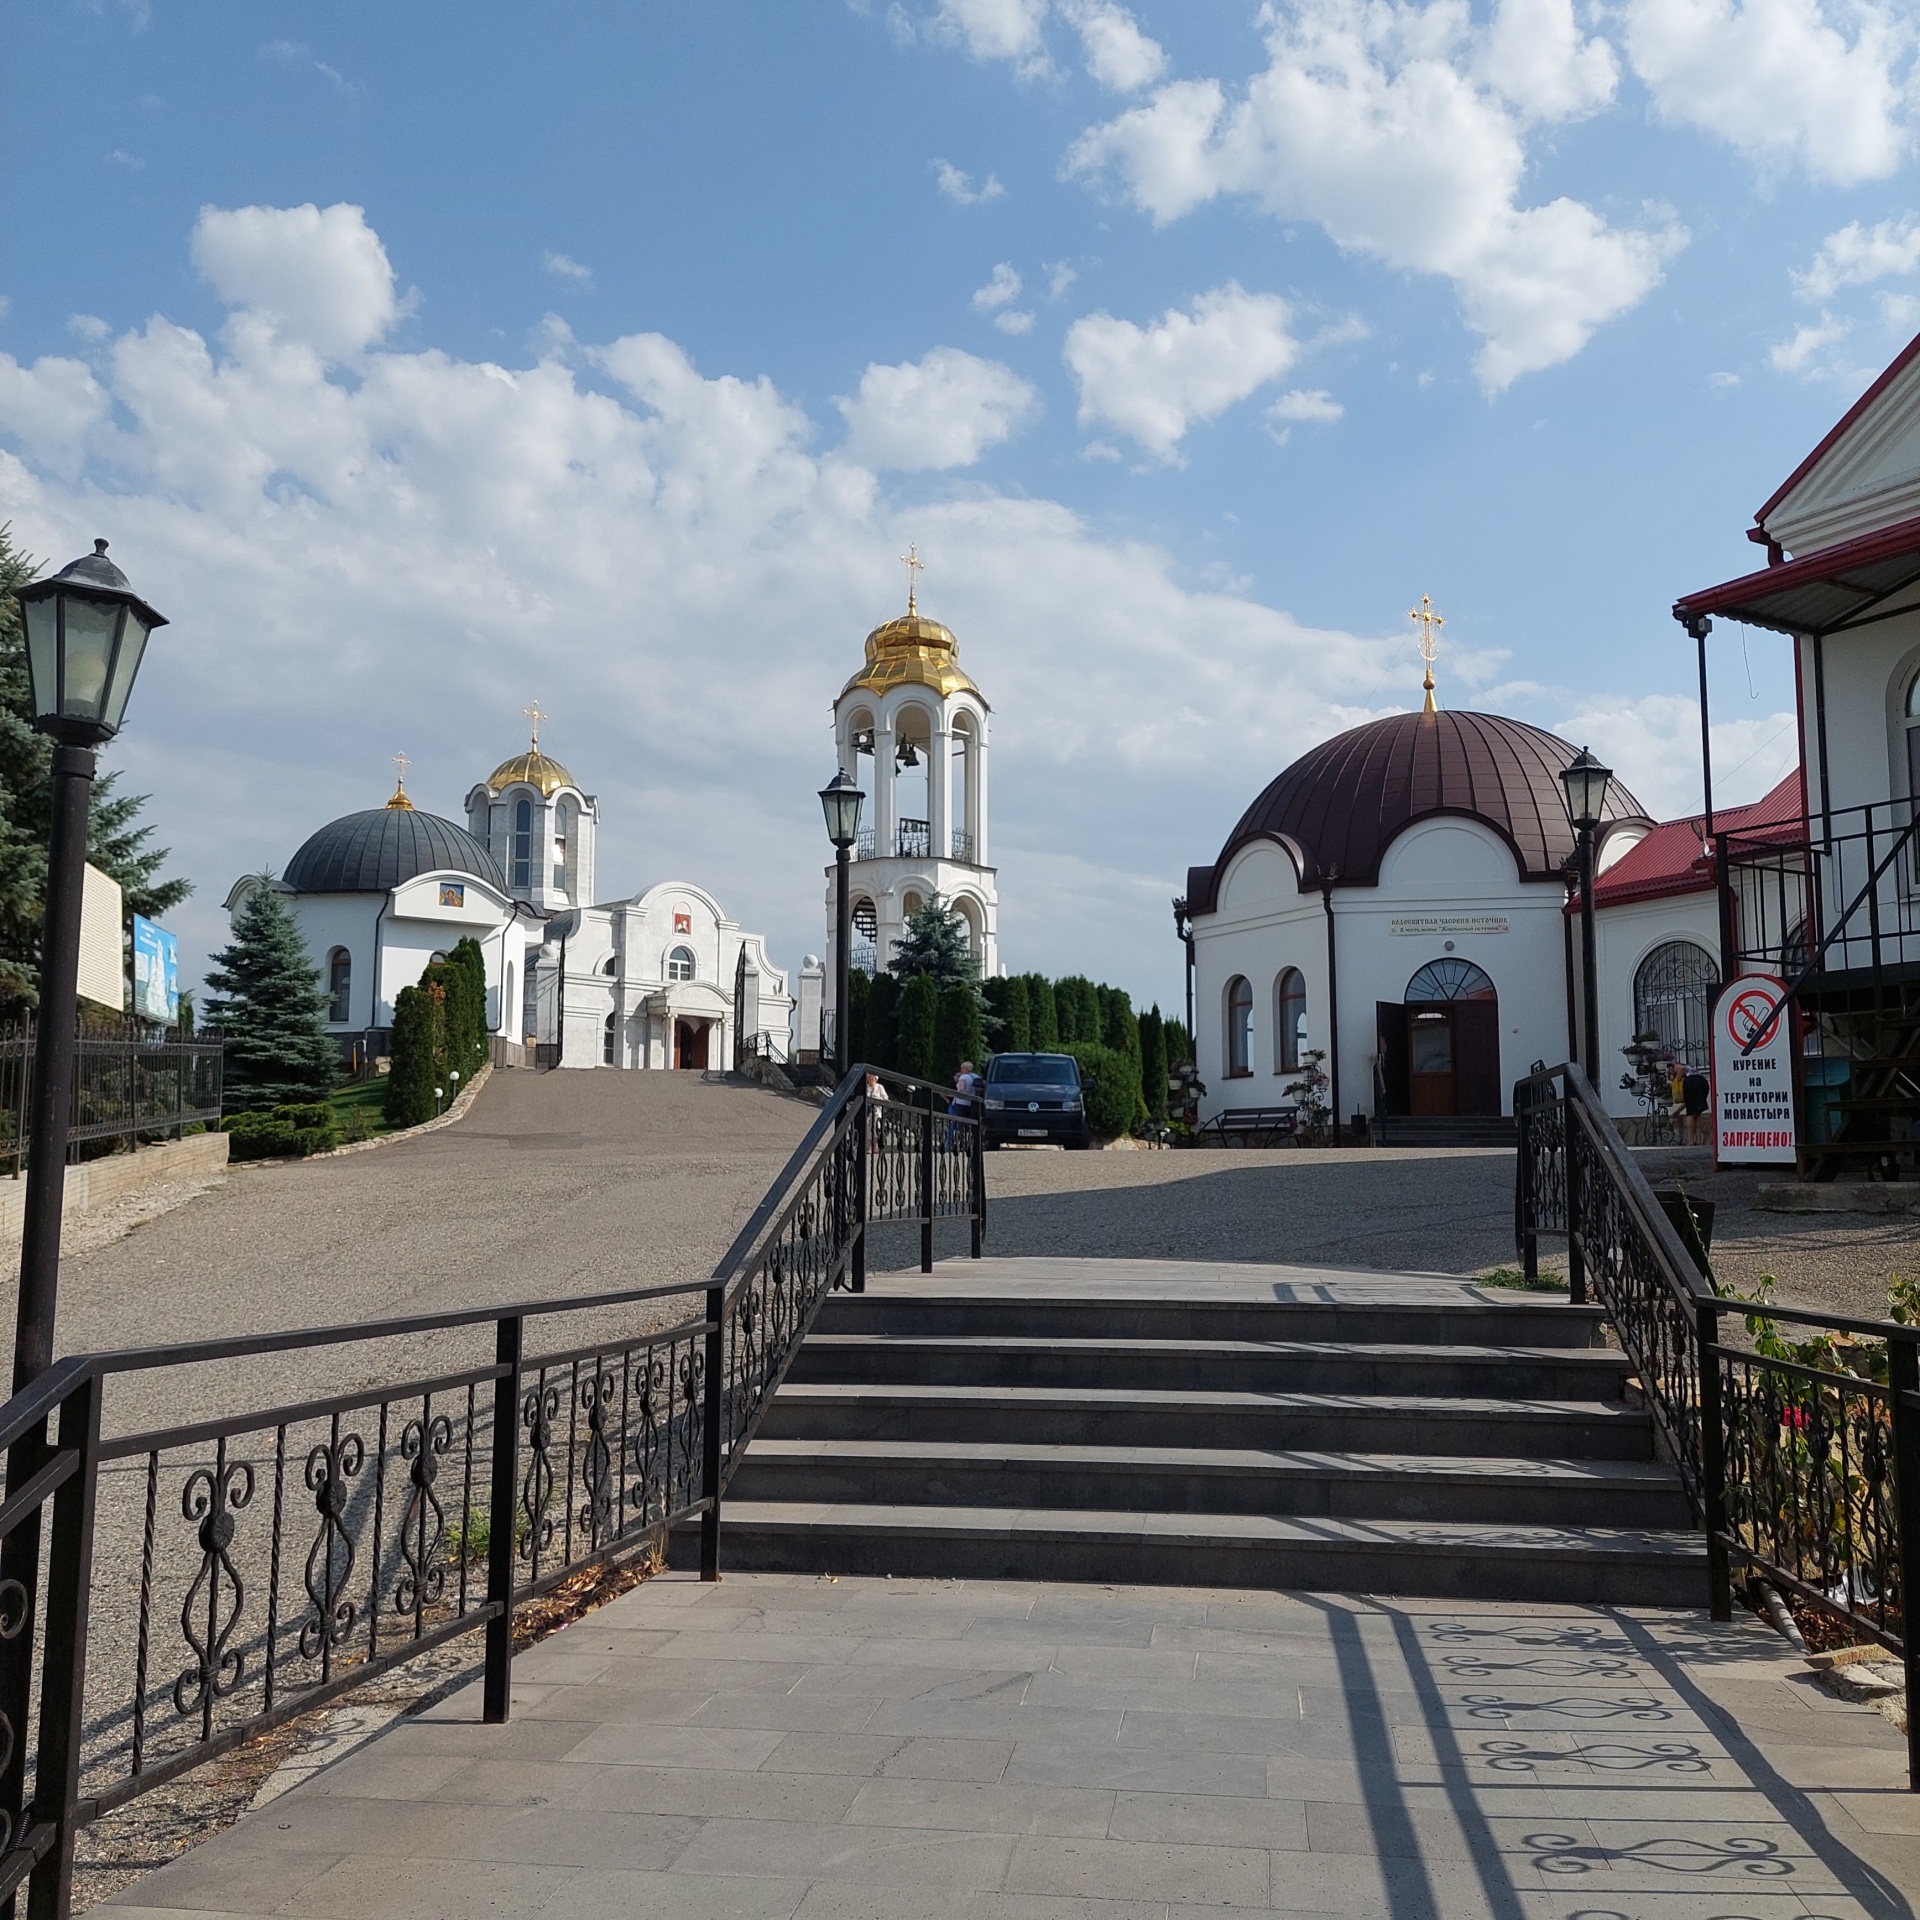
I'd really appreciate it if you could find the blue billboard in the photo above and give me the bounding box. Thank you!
[132,916,179,1024]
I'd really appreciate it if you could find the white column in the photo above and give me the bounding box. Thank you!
[873,717,896,855]
[973,717,990,868]
[931,716,953,862]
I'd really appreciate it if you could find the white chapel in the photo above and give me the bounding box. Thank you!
[228,725,793,1072]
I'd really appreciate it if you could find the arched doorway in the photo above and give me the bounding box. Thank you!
[1376,959,1500,1118]
[674,1019,709,1070]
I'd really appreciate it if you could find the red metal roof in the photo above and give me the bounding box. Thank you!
[1672,512,1920,638]
[1585,769,1804,911]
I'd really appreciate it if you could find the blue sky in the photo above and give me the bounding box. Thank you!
[3,0,1915,1012]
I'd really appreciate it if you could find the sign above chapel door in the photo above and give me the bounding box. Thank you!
[1388,915,1510,938]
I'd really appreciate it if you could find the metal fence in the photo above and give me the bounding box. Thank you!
[0,1064,983,1920]
[0,1015,223,1172]
[1516,1060,1920,1789]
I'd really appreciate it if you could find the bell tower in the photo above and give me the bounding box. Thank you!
[828,553,998,987]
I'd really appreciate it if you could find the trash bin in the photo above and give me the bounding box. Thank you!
[1653,1188,1715,1276]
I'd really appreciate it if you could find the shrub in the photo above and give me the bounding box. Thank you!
[223,1102,339,1160]
[386,979,444,1128]
[1063,1041,1139,1140]
[1025,975,1058,1050]
[862,971,900,1070]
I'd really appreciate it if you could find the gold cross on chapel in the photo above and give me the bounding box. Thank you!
[388,750,414,810]
[1408,595,1444,713]
[524,701,547,750]
[900,544,924,616]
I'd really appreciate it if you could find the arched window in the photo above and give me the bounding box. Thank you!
[512,797,532,889]
[326,948,351,1024]
[554,800,574,897]
[1405,958,1497,1002]
[1906,667,1920,798]
[1275,968,1307,1071]
[667,945,696,983]
[1634,941,1718,1069]
[604,1012,618,1066]
[1225,976,1253,1077]
[602,955,617,975]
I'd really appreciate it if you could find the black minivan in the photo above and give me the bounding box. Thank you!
[981,1052,1092,1150]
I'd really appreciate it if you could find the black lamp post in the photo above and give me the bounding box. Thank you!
[1560,746,1612,1088]
[11,541,166,1393]
[818,770,864,1078]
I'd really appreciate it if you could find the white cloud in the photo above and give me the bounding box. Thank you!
[543,252,594,284]
[259,39,364,97]
[1794,214,1920,301]
[933,160,1006,204]
[1622,0,1911,187]
[972,263,1023,311]
[836,345,1039,468]
[1268,387,1343,423]
[1060,0,1167,91]
[1771,312,1851,374]
[1046,261,1078,299]
[1063,284,1302,459]
[994,310,1036,335]
[1064,0,1680,391]
[1553,695,1799,818]
[68,315,111,343]
[932,0,1051,74]
[190,202,400,361]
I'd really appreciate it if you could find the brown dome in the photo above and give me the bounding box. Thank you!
[1186,710,1647,912]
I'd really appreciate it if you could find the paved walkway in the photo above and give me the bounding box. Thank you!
[104,1569,1915,1920]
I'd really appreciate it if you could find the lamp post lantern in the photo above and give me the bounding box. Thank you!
[1560,746,1612,1088]
[11,540,166,1392]
[818,770,864,1078]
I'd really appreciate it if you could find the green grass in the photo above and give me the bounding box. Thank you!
[328,1077,391,1144]
[1476,1265,1569,1292]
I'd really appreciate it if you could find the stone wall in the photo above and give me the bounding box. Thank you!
[0,1131,231,1254]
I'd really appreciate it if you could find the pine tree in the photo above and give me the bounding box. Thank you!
[1140,1006,1168,1120]
[386,979,443,1127]
[888,897,977,991]
[203,881,339,1111]
[0,525,190,1012]
[1026,975,1058,1050]
[863,971,900,1070]
[933,980,984,1085]
[897,972,939,1079]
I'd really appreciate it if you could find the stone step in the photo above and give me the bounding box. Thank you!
[812,1292,1605,1348]
[759,1384,1655,1459]
[729,1438,1695,1529]
[680,1501,1706,1608]
[790,1334,1632,1400]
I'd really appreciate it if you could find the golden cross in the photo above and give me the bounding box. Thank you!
[900,544,924,615]
[392,750,409,790]
[524,700,547,750]
[1408,596,1444,713]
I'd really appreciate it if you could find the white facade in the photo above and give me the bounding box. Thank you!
[827,603,999,995]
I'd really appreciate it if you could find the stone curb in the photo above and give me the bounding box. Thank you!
[1755,1182,1920,1214]
[230,1061,494,1171]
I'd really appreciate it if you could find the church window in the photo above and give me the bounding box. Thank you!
[667,945,696,983]
[1225,976,1253,1077]
[326,948,351,1024]
[554,800,573,897]
[512,798,532,889]
[1906,667,1920,799]
[1275,969,1307,1072]
[604,1012,618,1065]
[1634,942,1717,1070]
[1405,958,1497,1002]
[602,955,617,975]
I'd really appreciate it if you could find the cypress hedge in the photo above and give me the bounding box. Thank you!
[386,979,444,1128]
[933,980,984,1086]
[863,971,899,1070]
[1025,975,1058,1050]
[1140,1006,1168,1120]
[897,973,938,1080]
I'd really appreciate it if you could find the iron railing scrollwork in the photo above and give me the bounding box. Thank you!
[0,1064,985,1919]
[1516,1060,1920,1791]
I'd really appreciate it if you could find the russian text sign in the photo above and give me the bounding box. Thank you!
[1712,972,1796,1165]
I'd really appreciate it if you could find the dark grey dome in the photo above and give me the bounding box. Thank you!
[284,806,505,894]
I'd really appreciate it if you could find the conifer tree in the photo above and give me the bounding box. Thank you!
[0,525,190,1011]
[1026,974,1058,1049]
[846,967,872,1065]
[1140,1006,1168,1120]
[863,971,900,1070]
[1004,973,1031,1051]
[897,972,939,1080]
[385,979,442,1127]
[203,881,339,1111]
[933,980,984,1085]
[888,896,978,991]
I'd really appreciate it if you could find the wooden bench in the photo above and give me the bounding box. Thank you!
[1196,1106,1299,1147]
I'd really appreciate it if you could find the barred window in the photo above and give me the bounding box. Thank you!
[1634,941,1718,1069]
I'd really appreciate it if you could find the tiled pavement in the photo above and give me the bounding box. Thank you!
[103,1570,1917,1920]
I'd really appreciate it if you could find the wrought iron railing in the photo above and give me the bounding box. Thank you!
[1516,1060,1920,1788]
[0,1015,222,1173]
[0,1064,984,1919]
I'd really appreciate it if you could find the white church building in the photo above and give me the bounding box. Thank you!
[230,732,792,1072]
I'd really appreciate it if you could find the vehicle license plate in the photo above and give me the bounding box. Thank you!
[1018,1127,1048,1137]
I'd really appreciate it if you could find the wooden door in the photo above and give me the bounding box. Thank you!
[1408,1007,1456,1116]
[1452,998,1502,1115]
[675,1020,709,1070]
[1375,1003,1410,1115]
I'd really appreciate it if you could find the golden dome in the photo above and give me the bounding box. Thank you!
[842,610,982,702]
[486,748,577,797]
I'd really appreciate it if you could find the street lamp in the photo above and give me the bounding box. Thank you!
[11,541,166,1392]
[818,770,865,1079]
[1560,746,1612,1087]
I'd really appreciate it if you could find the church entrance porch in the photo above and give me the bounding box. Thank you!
[674,1017,711,1070]
[1376,958,1502,1119]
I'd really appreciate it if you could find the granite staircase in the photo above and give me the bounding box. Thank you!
[702,1259,1704,1606]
